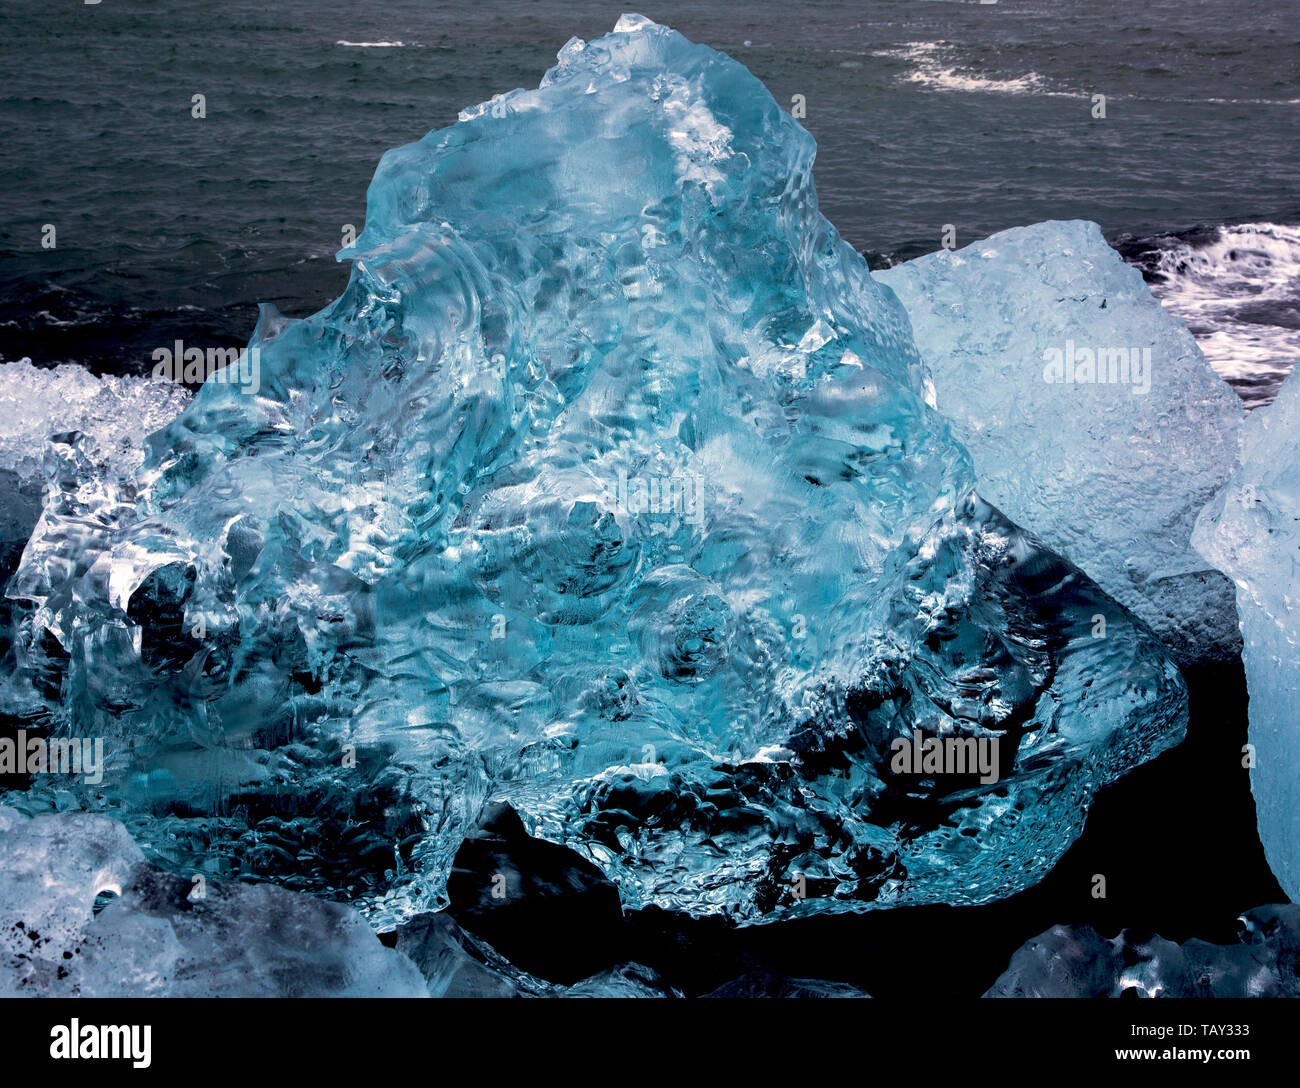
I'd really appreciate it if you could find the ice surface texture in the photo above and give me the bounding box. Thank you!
[0,359,190,493]
[0,361,189,621]
[986,905,1300,997]
[701,972,871,998]
[876,222,1244,667]
[3,16,1185,924]
[395,913,679,997]
[0,807,425,997]
[1193,368,1300,901]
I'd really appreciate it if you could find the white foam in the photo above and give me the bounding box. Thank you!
[876,41,1060,96]
[1199,97,1300,106]
[1145,223,1300,405]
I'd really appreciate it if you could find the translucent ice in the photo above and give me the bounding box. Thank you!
[0,807,425,997]
[877,222,1244,667]
[1193,367,1300,900]
[985,905,1300,997]
[563,963,680,998]
[394,913,679,997]
[0,358,190,493]
[3,17,1186,924]
[394,912,555,997]
[703,972,871,998]
[0,360,190,674]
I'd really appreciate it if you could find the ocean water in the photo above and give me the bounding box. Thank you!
[1,0,1296,403]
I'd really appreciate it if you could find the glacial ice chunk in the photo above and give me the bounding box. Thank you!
[1193,367,1300,900]
[394,912,679,997]
[0,360,190,672]
[0,807,426,997]
[703,972,871,998]
[394,912,555,997]
[3,18,1186,924]
[876,222,1245,666]
[985,905,1300,997]
[0,359,190,493]
[562,963,680,998]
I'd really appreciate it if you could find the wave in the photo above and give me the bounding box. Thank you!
[874,41,1063,96]
[865,44,1297,105]
[1197,97,1300,106]
[1115,222,1300,408]
[335,40,405,48]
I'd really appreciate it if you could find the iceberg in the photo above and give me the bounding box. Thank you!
[562,962,680,997]
[0,802,674,998]
[702,972,870,998]
[985,905,1300,997]
[876,222,1245,667]
[394,912,556,998]
[0,807,425,997]
[1193,367,1300,900]
[0,359,190,495]
[394,912,678,997]
[2,16,1186,924]
[0,361,190,664]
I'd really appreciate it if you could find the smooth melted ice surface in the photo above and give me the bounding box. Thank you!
[3,16,1185,925]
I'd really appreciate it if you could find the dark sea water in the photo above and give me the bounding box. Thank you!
[1,0,1297,402]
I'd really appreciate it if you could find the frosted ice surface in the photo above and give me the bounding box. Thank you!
[0,806,425,997]
[2,19,1186,924]
[986,905,1300,997]
[1193,367,1300,900]
[0,359,190,490]
[0,360,190,586]
[877,222,1245,666]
